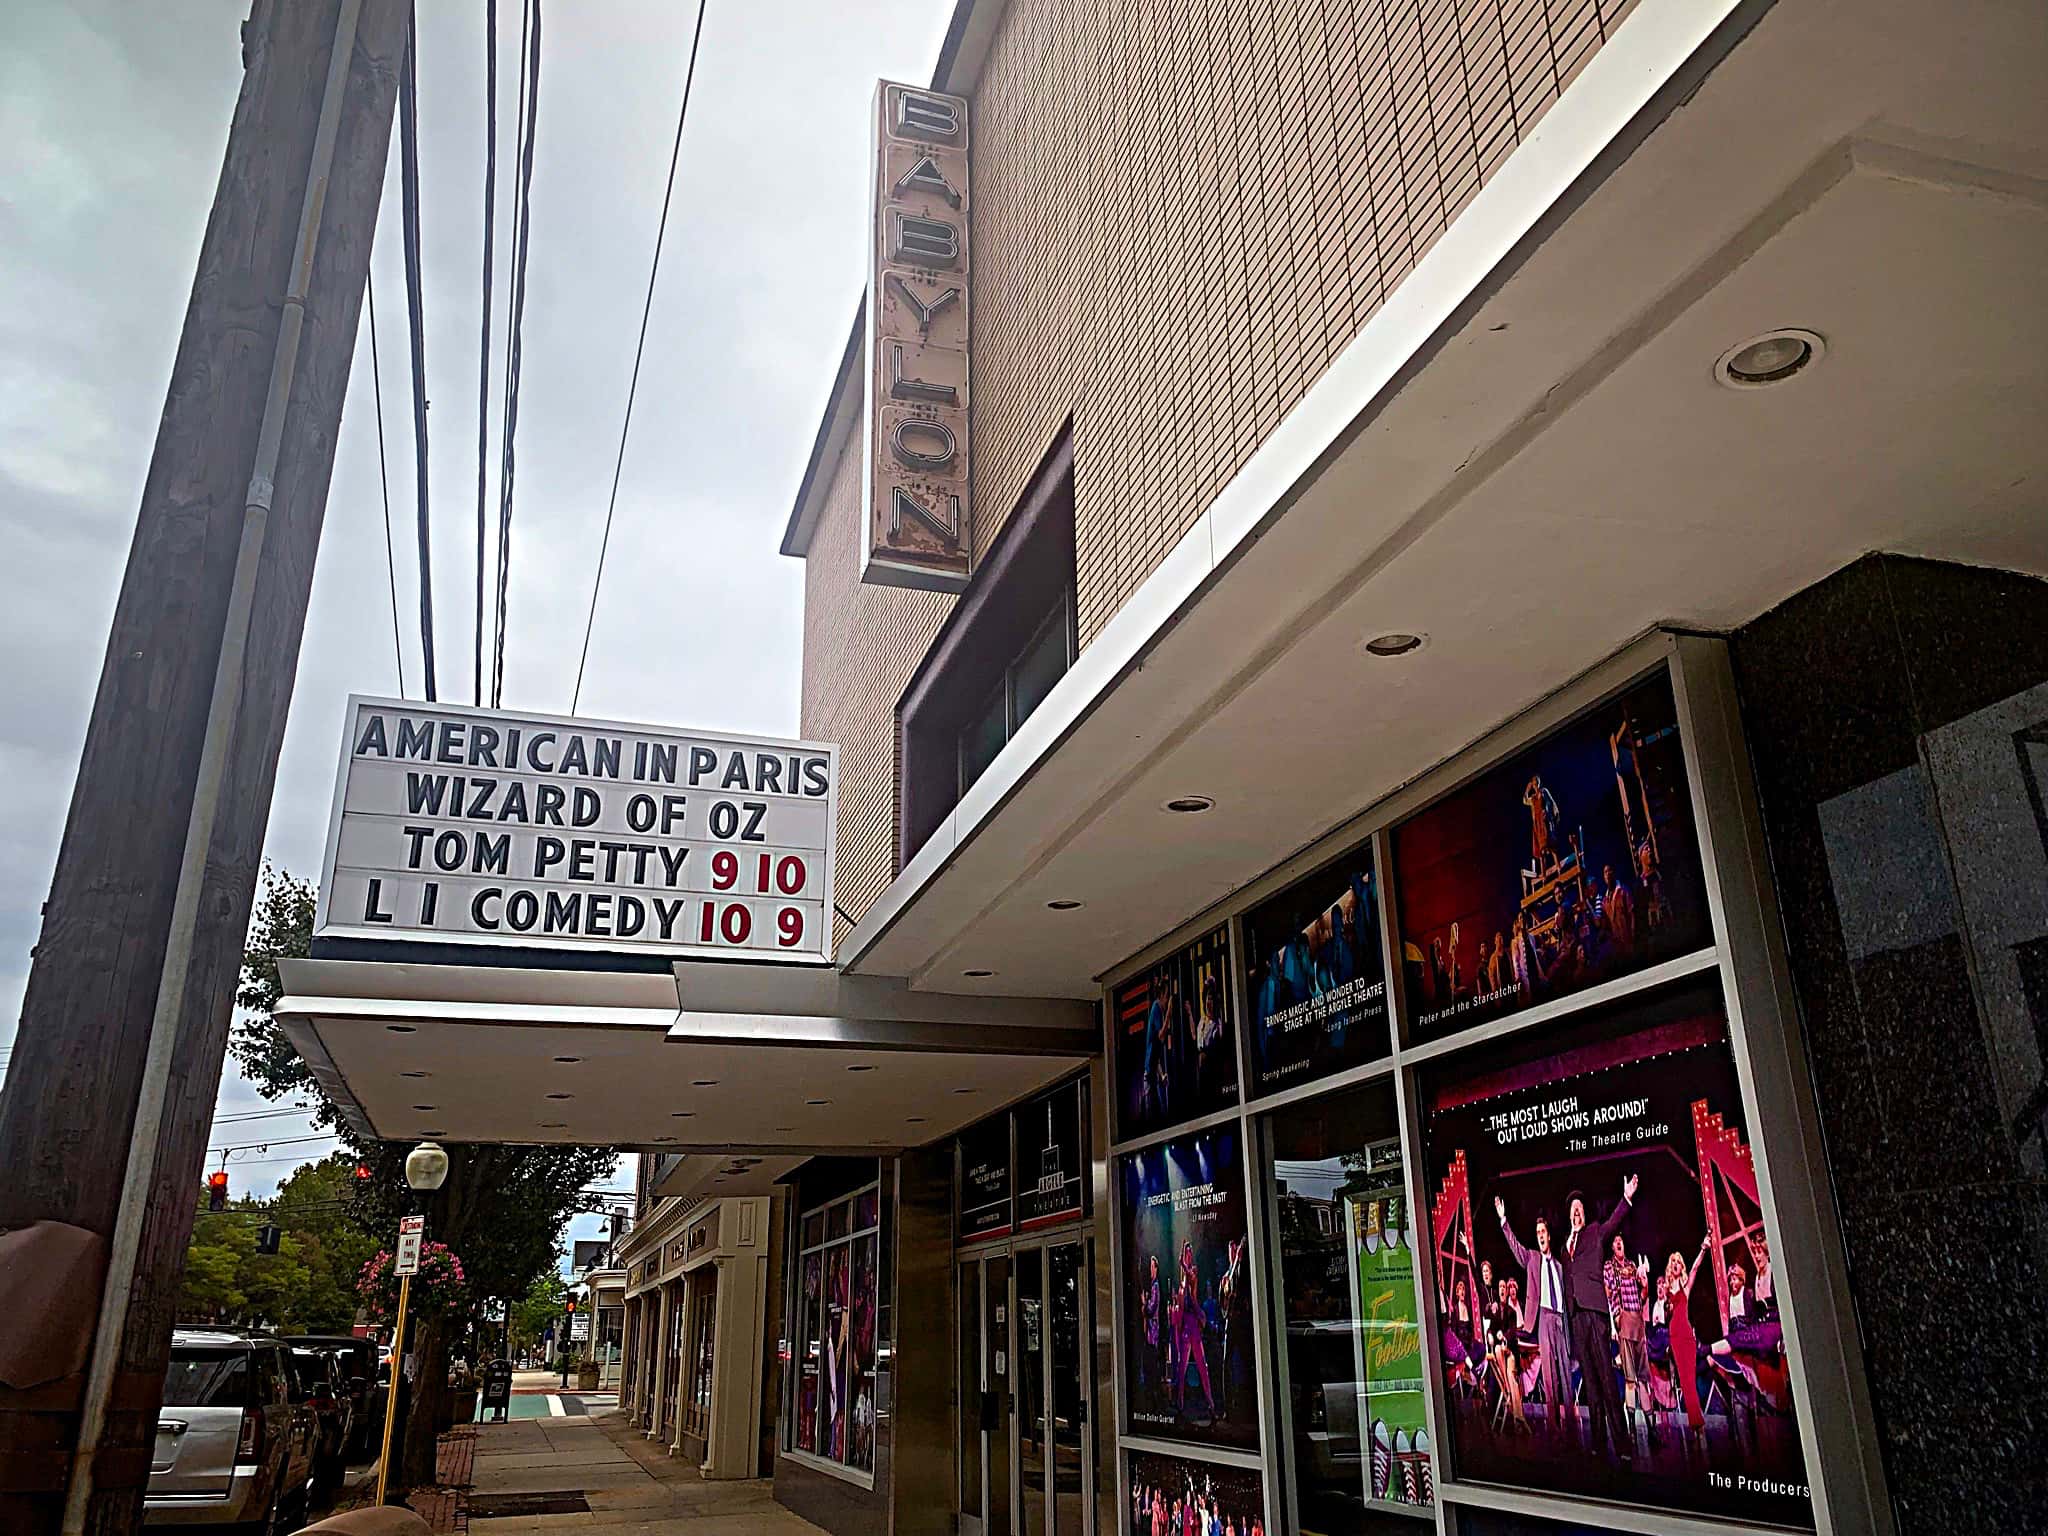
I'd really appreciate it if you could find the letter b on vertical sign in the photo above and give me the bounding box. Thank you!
[863,81,973,593]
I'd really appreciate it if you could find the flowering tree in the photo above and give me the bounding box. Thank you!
[358,1241,467,1320]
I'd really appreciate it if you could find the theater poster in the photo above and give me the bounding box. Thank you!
[1118,1125,1258,1450]
[1420,990,1812,1526]
[1125,1449,1265,1536]
[1241,844,1388,1096]
[1114,926,1238,1140]
[1392,670,1712,1043]
[958,1113,1012,1242]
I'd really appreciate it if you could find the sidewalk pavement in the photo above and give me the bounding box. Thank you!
[466,1407,825,1536]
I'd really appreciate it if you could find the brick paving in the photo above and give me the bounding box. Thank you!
[401,1424,477,1534]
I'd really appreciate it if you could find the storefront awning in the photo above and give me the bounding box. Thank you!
[274,956,1095,1150]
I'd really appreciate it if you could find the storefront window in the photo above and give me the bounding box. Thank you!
[684,1271,716,1438]
[790,1178,882,1475]
[1267,1080,1432,1527]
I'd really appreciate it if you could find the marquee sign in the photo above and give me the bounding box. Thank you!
[315,697,836,964]
[862,79,973,592]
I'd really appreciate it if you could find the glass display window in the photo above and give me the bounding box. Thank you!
[1265,1079,1433,1528]
[787,1174,883,1478]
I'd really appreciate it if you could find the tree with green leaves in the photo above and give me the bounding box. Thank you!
[232,865,619,1487]
[507,1271,567,1358]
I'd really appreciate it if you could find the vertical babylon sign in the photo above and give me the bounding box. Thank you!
[315,697,837,963]
[861,80,973,592]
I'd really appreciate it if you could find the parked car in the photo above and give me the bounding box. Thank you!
[283,1334,375,1459]
[146,1330,316,1533]
[288,1348,353,1501]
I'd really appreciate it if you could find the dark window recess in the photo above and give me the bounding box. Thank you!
[899,429,1076,867]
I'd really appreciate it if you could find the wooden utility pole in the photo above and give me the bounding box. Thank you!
[0,2,408,1532]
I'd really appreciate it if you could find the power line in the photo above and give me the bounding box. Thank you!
[211,1133,342,1155]
[570,0,709,714]
[399,9,438,701]
[492,0,543,709]
[475,0,498,705]
[365,273,407,698]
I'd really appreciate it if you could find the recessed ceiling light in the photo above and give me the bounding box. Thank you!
[963,968,995,978]
[546,1092,574,1101]
[1363,632,1425,657]
[554,1056,582,1064]
[805,1098,831,1107]
[400,1071,430,1079]
[1162,796,1214,814]
[691,1079,718,1087]
[386,1025,416,1034]
[1715,328,1824,388]
[1046,899,1084,911]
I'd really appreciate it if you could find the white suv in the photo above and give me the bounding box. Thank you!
[145,1331,317,1533]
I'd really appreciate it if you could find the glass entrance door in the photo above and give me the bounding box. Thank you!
[959,1254,1013,1536]
[1013,1238,1093,1536]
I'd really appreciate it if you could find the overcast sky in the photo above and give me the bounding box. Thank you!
[0,0,949,1246]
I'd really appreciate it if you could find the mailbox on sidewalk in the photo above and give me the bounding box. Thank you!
[481,1359,513,1422]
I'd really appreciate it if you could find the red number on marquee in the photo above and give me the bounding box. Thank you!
[720,904,752,944]
[776,856,807,895]
[777,908,804,947]
[711,849,738,890]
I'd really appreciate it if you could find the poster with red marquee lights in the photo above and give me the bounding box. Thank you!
[1420,985,1813,1527]
[1392,669,1711,1043]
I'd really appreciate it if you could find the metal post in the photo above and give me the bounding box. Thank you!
[375,1273,414,1507]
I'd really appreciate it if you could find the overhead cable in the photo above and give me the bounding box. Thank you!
[399,11,438,700]
[475,0,499,705]
[492,0,543,708]
[570,0,710,714]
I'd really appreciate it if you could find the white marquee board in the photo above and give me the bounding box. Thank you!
[316,697,837,965]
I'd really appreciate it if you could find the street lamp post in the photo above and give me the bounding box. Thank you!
[374,1141,450,1506]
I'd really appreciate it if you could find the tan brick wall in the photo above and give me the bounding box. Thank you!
[805,0,1638,930]
[801,437,951,946]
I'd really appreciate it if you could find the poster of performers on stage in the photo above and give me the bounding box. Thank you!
[1119,1125,1259,1450]
[1241,844,1388,1095]
[1420,990,1812,1525]
[1114,926,1238,1140]
[1392,669,1711,1043]
[1126,1449,1265,1536]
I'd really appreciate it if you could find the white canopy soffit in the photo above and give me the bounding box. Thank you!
[833,0,2048,999]
[274,957,1096,1149]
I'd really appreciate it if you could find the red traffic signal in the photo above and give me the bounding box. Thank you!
[206,1171,228,1212]
[354,1164,373,1181]
[564,1300,576,1313]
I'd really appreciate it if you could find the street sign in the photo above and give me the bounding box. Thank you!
[569,1311,591,1343]
[316,697,838,963]
[396,1214,426,1276]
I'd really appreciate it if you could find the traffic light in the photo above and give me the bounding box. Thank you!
[354,1163,373,1182]
[255,1223,281,1255]
[564,1300,576,1313]
[206,1171,228,1212]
